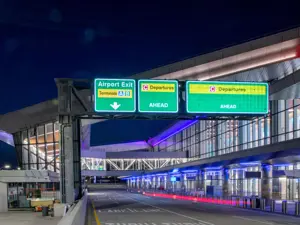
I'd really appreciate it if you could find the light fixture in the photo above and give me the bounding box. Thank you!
[3,164,11,169]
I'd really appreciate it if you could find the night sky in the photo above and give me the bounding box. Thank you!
[1,1,300,164]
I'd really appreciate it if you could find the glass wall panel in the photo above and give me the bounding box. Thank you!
[13,121,60,172]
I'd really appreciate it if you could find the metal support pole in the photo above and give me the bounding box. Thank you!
[236,197,239,207]
[243,198,247,208]
[260,198,266,210]
[282,200,287,214]
[295,202,300,216]
[251,198,256,209]
[270,200,275,212]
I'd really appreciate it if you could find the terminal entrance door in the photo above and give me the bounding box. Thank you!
[287,178,300,201]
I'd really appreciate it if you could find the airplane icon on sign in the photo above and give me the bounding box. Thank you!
[209,86,216,92]
[142,84,149,91]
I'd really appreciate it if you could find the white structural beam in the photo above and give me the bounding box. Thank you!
[81,158,190,171]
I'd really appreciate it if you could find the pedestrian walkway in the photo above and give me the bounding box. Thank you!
[0,211,61,225]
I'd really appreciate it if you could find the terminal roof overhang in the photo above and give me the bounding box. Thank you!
[1,27,300,134]
[141,137,300,175]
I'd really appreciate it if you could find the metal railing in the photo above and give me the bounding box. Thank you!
[128,188,300,217]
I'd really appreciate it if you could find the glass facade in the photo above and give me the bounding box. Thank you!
[13,121,60,172]
[154,99,300,159]
[141,99,300,201]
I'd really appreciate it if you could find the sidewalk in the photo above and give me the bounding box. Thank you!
[0,211,61,225]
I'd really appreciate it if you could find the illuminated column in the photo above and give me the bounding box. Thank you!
[140,177,143,189]
[200,170,205,190]
[181,173,187,191]
[141,177,145,189]
[261,164,272,204]
[222,168,229,197]
[164,175,167,190]
[167,174,172,191]
[157,176,161,188]
[153,176,156,189]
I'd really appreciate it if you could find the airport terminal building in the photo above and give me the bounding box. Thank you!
[1,27,300,204]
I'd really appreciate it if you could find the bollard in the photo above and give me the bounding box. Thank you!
[260,198,266,210]
[270,200,275,212]
[236,197,240,207]
[282,200,287,214]
[295,202,300,216]
[243,198,247,208]
[251,198,255,209]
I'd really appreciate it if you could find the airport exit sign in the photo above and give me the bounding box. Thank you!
[138,80,179,113]
[94,79,136,113]
[186,81,269,115]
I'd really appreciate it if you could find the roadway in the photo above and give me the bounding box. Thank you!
[87,189,300,225]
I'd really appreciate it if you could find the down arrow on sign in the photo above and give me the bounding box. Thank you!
[110,102,121,110]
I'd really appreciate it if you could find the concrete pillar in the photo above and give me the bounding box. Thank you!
[222,168,229,197]
[261,165,272,203]
[199,171,205,191]
[60,117,82,204]
[60,125,74,204]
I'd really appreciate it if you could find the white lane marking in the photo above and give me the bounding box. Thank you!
[122,194,214,225]
[233,216,276,225]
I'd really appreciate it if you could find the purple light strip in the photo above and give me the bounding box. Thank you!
[240,162,260,166]
[181,169,198,173]
[0,130,14,146]
[273,164,292,167]
[151,120,198,147]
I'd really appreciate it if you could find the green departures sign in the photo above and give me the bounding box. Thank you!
[138,80,179,113]
[186,81,269,114]
[94,79,136,112]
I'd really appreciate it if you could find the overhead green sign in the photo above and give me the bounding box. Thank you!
[186,81,269,114]
[138,79,179,113]
[94,79,136,112]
